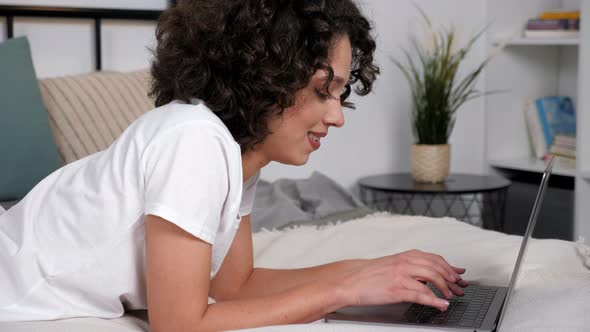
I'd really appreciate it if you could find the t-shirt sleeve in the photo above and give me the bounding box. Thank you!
[239,171,260,216]
[142,123,230,244]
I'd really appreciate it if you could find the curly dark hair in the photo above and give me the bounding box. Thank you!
[150,0,379,151]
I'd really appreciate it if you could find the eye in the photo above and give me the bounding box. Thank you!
[315,88,331,101]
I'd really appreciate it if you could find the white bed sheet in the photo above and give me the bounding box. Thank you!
[1,213,589,332]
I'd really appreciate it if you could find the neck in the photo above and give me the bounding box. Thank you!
[241,148,270,182]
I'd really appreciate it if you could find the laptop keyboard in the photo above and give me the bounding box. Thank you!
[399,284,497,328]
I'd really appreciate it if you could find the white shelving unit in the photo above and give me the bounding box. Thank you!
[495,38,579,46]
[485,0,590,241]
[488,158,577,177]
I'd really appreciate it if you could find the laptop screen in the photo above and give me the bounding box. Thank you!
[496,157,554,329]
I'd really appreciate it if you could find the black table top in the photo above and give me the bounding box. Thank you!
[358,173,511,194]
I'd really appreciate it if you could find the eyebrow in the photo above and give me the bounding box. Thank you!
[318,75,348,85]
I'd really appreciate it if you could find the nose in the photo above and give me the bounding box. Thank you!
[323,100,345,128]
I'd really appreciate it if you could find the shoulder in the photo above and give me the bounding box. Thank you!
[136,99,236,146]
[126,99,240,160]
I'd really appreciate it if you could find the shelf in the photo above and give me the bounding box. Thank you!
[489,158,577,177]
[494,37,579,46]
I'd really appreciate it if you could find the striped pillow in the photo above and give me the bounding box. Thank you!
[39,69,154,164]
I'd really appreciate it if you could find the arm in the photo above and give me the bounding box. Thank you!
[147,214,466,331]
[145,214,350,332]
[211,216,466,302]
[210,215,368,301]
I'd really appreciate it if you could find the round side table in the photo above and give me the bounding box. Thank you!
[358,173,511,231]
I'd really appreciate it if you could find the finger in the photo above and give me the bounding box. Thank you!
[409,265,453,299]
[452,266,466,274]
[417,277,466,288]
[408,252,461,282]
[409,258,458,283]
[447,282,465,296]
[404,278,436,297]
[396,289,450,312]
[429,256,463,281]
[457,279,469,288]
[450,266,468,287]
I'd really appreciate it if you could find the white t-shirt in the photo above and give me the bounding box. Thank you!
[0,99,259,321]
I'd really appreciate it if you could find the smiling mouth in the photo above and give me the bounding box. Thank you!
[307,131,326,150]
[308,132,321,143]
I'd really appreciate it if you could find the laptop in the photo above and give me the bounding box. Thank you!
[325,158,555,331]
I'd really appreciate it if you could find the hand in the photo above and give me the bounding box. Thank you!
[340,249,468,311]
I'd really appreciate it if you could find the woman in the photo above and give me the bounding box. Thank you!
[0,0,468,330]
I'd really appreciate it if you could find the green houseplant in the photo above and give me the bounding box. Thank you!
[392,10,496,183]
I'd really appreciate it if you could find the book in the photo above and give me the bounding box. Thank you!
[535,96,576,148]
[524,99,547,159]
[524,30,579,38]
[543,153,576,168]
[549,144,576,158]
[540,10,580,20]
[526,18,579,30]
[549,134,576,160]
[554,134,576,148]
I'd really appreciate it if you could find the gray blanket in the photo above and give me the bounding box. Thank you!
[250,171,367,232]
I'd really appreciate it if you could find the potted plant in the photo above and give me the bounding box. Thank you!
[392,10,497,183]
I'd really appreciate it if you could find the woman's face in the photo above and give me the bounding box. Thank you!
[256,35,352,166]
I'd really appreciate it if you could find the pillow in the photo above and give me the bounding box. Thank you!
[39,69,153,164]
[250,171,367,231]
[0,37,60,200]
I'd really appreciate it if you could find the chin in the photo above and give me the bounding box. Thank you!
[278,154,310,166]
[291,158,309,166]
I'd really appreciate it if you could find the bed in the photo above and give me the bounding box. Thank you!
[0,4,589,332]
[1,212,589,331]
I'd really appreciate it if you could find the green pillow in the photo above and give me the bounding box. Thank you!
[0,37,60,200]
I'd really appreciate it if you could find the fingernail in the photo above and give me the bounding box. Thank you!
[439,299,450,307]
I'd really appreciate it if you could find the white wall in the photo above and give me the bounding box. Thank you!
[0,0,488,190]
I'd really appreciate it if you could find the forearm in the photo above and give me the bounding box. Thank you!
[198,277,349,331]
[233,259,368,300]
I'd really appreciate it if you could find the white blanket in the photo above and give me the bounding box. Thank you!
[2,213,589,331]
[242,213,590,332]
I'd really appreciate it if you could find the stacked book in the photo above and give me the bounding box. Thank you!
[524,9,580,39]
[549,134,576,159]
[524,96,576,167]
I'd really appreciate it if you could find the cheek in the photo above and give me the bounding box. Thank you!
[281,106,316,133]
[296,97,324,125]
[273,90,324,144]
